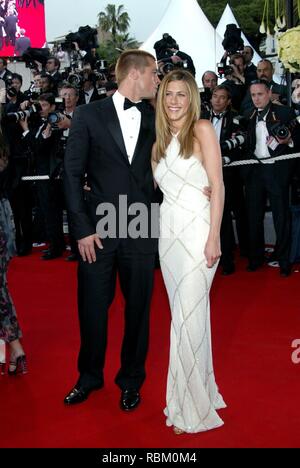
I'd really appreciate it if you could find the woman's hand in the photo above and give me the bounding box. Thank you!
[204,237,221,268]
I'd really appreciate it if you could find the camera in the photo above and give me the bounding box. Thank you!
[64,26,98,51]
[158,56,189,78]
[217,62,233,78]
[220,134,245,152]
[269,117,300,141]
[6,86,18,98]
[222,24,244,55]
[6,103,42,122]
[68,72,83,88]
[47,97,66,128]
[270,122,290,140]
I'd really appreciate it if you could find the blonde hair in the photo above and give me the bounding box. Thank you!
[155,70,200,161]
[115,49,156,85]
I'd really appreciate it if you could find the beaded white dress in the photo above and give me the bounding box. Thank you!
[154,135,226,433]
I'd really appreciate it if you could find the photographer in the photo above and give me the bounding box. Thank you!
[223,53,247,112]
[241,59,288,115]
[242,80,299,277]
[1,84,33,256]
[200,71,218,117]
[154,33,196,77]
[78,72,103,105]
[19,93,65,259]
[207,85,248,274]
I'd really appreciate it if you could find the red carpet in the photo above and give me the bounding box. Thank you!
[1,249,300,448]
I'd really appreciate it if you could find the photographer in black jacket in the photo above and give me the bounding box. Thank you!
[207,85,248,274]
[243,80,299,276]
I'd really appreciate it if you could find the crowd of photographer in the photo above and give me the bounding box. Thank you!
[0,26,299,277]
[0,45,118,261]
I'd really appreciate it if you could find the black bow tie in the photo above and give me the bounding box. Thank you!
[124,98,144,112]
[212,113,223,120]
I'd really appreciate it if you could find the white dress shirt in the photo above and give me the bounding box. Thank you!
[254,109,271,159]
[113,90,141,164]
[212,114,224,142]
[84,88,94,104]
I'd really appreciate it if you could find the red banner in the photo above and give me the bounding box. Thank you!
[0,0,46,57]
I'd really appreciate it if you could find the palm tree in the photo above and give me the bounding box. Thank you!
[98,4,130,45]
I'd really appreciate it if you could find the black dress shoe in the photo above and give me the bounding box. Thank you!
[41,250,63,260]
[65,253,79,262]
[64,384,102,405]
[120,389,140,411]
[280,265,291,277]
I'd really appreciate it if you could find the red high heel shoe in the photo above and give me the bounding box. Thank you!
[8,355,28,375]
[0,362,6,375]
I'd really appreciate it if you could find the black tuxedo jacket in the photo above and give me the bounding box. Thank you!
[64,97,158,253]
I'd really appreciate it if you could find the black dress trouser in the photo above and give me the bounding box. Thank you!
[77,240,156,391]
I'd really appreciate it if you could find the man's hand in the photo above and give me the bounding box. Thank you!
[19,116,29,132]
[42,123,52,139]
[57,115,71,130]
[78,234,103,264]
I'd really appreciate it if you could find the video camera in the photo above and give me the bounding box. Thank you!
[217,24,244,78]
[64,25,98,51]
[22,47,50,69]
[154,33,178,61]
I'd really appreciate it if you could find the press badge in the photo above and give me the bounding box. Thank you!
[267,136,279,151]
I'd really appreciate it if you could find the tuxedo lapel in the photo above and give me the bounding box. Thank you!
[131,107,154,165]
[100,98,128,163]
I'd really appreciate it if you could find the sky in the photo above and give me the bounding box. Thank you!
[45,0,170,43]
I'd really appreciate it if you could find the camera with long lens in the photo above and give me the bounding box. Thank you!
[47,97,66,129]
[6,86,18,99]
[6,103,42,122]
[25,85,41,101]
[220,134,245,152]
[68,72,83,88]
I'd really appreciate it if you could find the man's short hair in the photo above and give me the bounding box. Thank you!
[250,79,271,90]
[115,49,156,85]
[212,84,232,99]
[47,56,61,70]
[60,83,79,97]
[12,73,23,85]
[201,70,218,83]
[39,93,56,105]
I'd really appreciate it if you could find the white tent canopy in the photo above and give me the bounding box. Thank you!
[140,0,224,86]
[216,3,262,65]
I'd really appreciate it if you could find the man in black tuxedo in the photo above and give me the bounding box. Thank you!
[243,80,299,277]
[63,50,160,409]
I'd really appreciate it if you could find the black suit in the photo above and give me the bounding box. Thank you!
[242,103,298,268]
[64,97,157,391]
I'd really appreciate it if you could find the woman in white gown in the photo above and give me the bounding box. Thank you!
[152,70,226,434]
